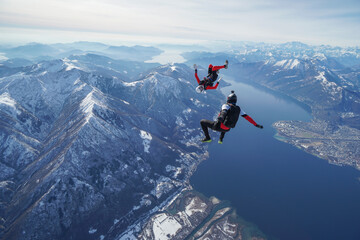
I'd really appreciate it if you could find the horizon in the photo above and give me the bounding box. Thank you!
[1,0,360,48]
[1,38,359,50]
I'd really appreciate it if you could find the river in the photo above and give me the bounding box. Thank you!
[190,78,360,240]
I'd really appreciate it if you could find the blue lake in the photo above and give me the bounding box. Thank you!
[190,79,360,240]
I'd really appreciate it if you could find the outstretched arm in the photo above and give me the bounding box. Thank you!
[242,114,257,126]
[241,111,263,128]
[195,70,200,84]
[206,82,219,90]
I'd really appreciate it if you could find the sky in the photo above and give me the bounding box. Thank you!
[0,0,359,47]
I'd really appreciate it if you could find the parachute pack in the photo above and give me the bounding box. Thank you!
[223,105,240,128]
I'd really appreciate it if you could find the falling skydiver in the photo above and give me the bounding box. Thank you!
[200,90,263,144]
[194,60,228,93]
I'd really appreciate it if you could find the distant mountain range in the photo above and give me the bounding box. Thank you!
[0,42,163,62]
[183,41,360,68]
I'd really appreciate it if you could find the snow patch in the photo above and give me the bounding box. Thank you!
[0,92,17,108]
[274,59,300,69]
[0,53,8,61]
[151,176,175,199]
[119,230,137,240]
[63,58,82,71]
[315,71,341,96]
[80,89,108,123]
[176,116,185,127]
[165,165,182,178]
[289,59,300,69]
[190,98,207,107]
[185,198,207,217]
[73,78,87,92]
[80,91,95,121]
[152,213,182,240]
[274,60,287,67]
[140,130,152,153]
[88,227,97,234]
[123,81,140,87]
[314,53,327,61]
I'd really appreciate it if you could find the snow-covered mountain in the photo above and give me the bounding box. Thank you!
[67,53,160,81]
[183,41,360,68]
[225,56,360,129]
[0,58,223,239]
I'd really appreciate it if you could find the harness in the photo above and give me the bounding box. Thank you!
[207,70,219,83]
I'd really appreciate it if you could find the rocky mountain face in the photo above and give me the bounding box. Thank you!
[227,56,360,129]
[0,56,222,240]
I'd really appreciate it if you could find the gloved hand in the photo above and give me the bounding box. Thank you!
[255,124,263,129]
[193,64,197,70]
[224,60,229,69]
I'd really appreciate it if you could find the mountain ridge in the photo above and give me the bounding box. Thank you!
[0,57,223,239]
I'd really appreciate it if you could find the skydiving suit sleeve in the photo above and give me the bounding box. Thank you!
[195,69,201,84]
[240,109,258,126]
[205,82,219,90]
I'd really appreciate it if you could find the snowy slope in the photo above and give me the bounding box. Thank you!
[0,59,222,240]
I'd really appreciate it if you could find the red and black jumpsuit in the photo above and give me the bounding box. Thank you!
[200,103,259,141]
[195,64,226,90]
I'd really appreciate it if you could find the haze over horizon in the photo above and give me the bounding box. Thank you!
[0,0,359,48]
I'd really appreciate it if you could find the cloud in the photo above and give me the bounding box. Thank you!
[0,0,359,46]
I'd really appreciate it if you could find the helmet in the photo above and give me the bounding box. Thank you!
[227,90,237,104]
[196,85,205,93]
[208,64,213,69]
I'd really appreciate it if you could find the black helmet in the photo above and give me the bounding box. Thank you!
[227,90,237,104]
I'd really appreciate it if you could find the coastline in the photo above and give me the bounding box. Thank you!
[272,120,360,170]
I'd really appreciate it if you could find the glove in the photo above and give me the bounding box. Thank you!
[193,64,197,70]
[255,124,263,129]
[224,60,228,69]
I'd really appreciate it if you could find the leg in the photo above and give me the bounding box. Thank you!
[220,132,226,141]
[211,65,226,71]
[212,127,228,144]
[200,119,215,140]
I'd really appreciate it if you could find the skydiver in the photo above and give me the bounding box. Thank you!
[200,90,263,144]
[194,60,228,93]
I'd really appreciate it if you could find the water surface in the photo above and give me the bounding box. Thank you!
[191,79,360,240]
